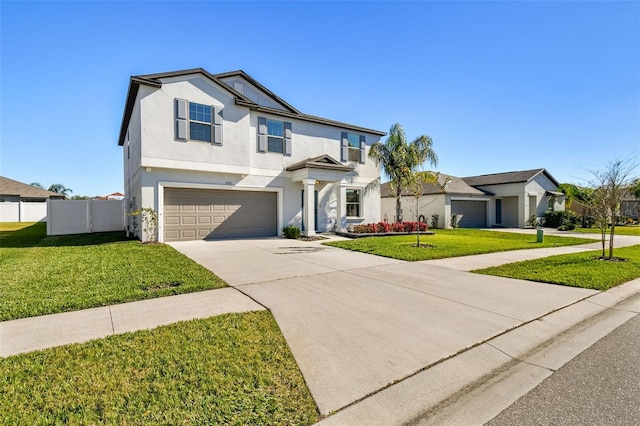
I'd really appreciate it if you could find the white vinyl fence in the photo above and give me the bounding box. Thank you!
[0,201,48,222]
[47,199,125,236]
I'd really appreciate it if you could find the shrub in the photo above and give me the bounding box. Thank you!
[283,225,301,239]
[527,214,541,228]
[544,210,579,230]
[347,222,428,234]
[450,214,459,229]
[431,214,440,229]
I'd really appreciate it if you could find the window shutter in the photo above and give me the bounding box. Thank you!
[212,106,223,145]
[341,132,348,162]
[257,117,267,152]
[284,122,292,156]
[175,98,188,140]
[359,135,366,163]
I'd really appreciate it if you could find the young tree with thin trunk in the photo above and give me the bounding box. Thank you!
[585,158,638,259]
[407,171,450,247]
[369,123,438,223]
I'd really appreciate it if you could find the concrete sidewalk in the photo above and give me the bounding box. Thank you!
[423,232,640,271]
[0,288,264,357]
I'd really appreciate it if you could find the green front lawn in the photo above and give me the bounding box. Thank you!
[0,223,226,321]
[474,245,640,291]
[324,229,594,261]
[571,225,640,237]
[0,311,319,425]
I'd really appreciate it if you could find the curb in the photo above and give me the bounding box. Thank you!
[316,278,640,425]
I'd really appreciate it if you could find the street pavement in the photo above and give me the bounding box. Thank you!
[487,312,640,426]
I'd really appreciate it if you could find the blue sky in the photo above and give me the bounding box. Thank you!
[2,1,638,197]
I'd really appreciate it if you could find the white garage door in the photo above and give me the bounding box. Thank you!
[164,188,277,241]
[451,200,487,228]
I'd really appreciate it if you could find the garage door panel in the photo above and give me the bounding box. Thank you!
[164,188,277,241]
[451,200,487,228]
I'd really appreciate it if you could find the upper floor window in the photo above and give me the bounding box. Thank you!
[189,102,213,142]
[258,117,292,155]
[175,98,222,145]
[341,132,365,163]
[267,119,285,153]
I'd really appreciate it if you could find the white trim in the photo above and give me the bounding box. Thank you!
[450,196,491,201]
[142,157,252,175]
[346,186,364,219]
[157,181,283,243]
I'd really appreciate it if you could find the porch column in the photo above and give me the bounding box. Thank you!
[302,178,316,236]
[336,181,347,232]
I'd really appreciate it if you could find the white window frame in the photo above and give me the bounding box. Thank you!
[188,102,213,142]
[346,188,362,218]
[267,119,285,153]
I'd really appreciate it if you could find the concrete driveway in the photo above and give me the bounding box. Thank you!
[170,237,597,415]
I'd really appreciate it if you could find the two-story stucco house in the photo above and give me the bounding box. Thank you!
[118,68,385,242]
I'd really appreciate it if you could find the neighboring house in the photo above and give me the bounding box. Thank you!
[380,168,565,229]
[462,169,565,228]
[620,192,639,221]
[0,176,65,222]
[569,193,639,222]
[96,192,125,201]
[380,174,491,228]
[118,68,385,242]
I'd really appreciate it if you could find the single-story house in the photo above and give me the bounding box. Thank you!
[0,176,65,222]
[381,168,565,228]
[380,174,491,228]
[118,68,385,242]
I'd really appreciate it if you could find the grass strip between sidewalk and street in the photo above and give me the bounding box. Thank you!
[473,245,640,291]
[0,311,319,425]
[323,229,594,262]
[0,222,227,321]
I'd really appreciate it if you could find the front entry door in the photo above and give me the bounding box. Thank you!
[301,190,318,232]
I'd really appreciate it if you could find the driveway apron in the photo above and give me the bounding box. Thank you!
[170,238,597,415]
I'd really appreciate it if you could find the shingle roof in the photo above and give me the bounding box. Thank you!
[462,169,559,187]
[118,68,386,146]
[380,174,488,198]
[0,177,65,199]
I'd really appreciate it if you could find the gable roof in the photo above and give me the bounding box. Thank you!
[118,67,386,146]
[215,70,301,114]
[285,155,354,172]
[0,177,65,199]
[462,169,559,187]
[380,174,489,198]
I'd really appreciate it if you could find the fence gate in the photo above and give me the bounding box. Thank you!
[47,199,124,236]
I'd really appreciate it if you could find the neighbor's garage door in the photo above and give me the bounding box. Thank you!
[451,200,487,228]
[164,188,277,241]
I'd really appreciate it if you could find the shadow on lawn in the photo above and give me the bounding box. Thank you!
[0,222,133,248]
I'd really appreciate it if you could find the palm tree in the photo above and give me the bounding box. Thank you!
[48,183,73,197]
[558,183,581,208]
[369,123,438,223]
[30,182,44,188]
